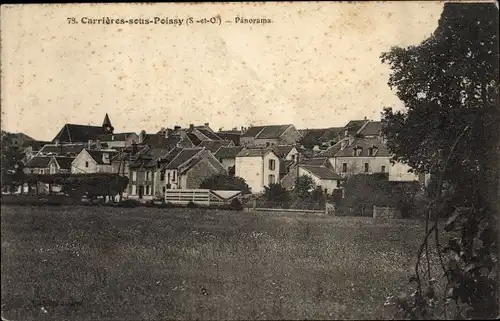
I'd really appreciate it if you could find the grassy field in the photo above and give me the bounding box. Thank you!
[1,205,430,320]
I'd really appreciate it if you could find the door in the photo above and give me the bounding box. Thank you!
[138,186,144,199]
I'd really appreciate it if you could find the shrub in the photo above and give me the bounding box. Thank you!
[186,201,198,208]
[199,174,251,195]
[230,198,243,211]
[116,199,142,208]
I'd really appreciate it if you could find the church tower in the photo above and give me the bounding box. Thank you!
[102,113,114,134]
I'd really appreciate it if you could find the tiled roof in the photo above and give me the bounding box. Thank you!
[236,148,277,158]
[357,121,383,137]
[300,128,328,142]
[272,145,296,159]
[335,137,391,157]
[38,144,86,156]
[317,141,343,157]
[343,120,369,136]
[165,148,203,169]
[97,132,136,142]
[186,133,202,146]
[198,140,233,153]
[215,146,244,159]
[216,132,241,145]
[301,165,343,180]
[52,124,106,143]
[319,127,344,142]
[143,148,174,167]
[54,157,75,170]
[241,124,293,139]
[300,157,328,166]
[25,156,51,168]
[195,127,222,140]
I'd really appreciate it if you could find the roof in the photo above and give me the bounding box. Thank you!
[165,148,203,169]
[272,145,296,158]
[38,144,86,156]
[216,132,241,145]
[300,128,329,142]
[301,165,343,180]
[215,146,244,159]
[335,137,391,157]
[358,121,383,137]
[25,156,51,168]
[319,127,344,142]
[22,140,51,150]
[86,150,117,165]
[241,124,292,139]
[280,159,295,174]
[300,157,328,166]
[97,132,136,142]
[236,148,278,158]
[317,141,343,157]
[343,120,369,136]
[102,113,112,127]
[186,133,202,146]
[143,148,174,167]
[53,157,75,170]
[198,140,233,153]
[195,127,222,140]
[52,124,106,143]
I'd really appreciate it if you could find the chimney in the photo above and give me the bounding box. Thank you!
[189,124,194,130]
[340,138,349,150]
[204,122,209,127]
[174,125,181,131]
[88,140,93,150]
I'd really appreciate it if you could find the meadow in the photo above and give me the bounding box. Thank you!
[1,205,430,320]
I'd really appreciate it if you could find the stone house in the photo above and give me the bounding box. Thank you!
[97,132,139,149]
[281,165,343,194]
[23,156,51,174]
[214,146,244,176]
[48,156,74,174]
[71,149,116,174]
[235,148,281,194]
[240,124,302,148]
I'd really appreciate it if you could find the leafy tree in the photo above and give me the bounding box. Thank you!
[1,132,26,193]
[294,175,315,199]
[263,183,290,205]
[199,174,251,194]
[380,3,499,319]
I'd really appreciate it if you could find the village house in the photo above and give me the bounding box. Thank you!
[48,156,74,174]
[235,148,280,194]
[51,113,114,144]
[281,164,343,194]
[71,149,117,174]
[214,146,244,176]
[240,124,302,148]
[161,147,226,191]
[35,143,86,158]
[21,140,51,163]
[197,140,234,154]
[217,127,245,146]
[127,147,171,201]
[23,156,51,174]
[97,132,139,149]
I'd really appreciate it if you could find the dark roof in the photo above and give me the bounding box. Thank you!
[86,150,117,165]
[165,148,203,169]
[358,121,383,137]
[52,124,106,143]
[300,128,329,142]
[236,148,278,158]
[272,145,296,159]
[318,141,343,157]
[300,157,328,166]
[214,146,244,159]
[198,140,233,153]
[280,159,295,174]
[143,148,174,167]
[22,140,51,150]
[25,156,51,168]
[242,125,293,139]
[54,157,75,170]
[217,132,241,145]
[195,127,222,140]
[335,137,391,157]
[342,120,369,136]
[38,144,86,156]
[97,132,136,142]
[301,165,343,180]
[186,133,202,146]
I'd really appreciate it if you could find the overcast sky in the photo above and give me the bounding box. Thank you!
[1,2,444,141]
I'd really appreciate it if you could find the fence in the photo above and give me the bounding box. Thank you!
[243,199,338,215]
[164,189,242,206]
[372,205,402,218]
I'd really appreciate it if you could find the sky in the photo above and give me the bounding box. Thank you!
[1,2,444,141]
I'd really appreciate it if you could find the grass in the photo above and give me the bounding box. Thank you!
[1,205,432,320]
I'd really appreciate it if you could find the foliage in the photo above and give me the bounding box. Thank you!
[229,198,243,211]
[294,175,315,199]
[1,132,26,193]
[186,201,198,208]
[380,3,499,319]
[341,174,419,217]
[263,183,290,205]
[52,173,129,201]
[199,174,251,194]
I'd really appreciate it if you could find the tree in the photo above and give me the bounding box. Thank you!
[199,174,251,194]
[1,131,26,193]
[263,183,290,206]
[380,3,499,319]
[294,175,315,199]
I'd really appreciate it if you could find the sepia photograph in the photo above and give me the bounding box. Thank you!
[1,1,499,320]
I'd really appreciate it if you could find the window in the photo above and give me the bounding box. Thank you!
[269,159,276,170]
[167,172,171,182]
[30,169,34,174]
[160,171,165,181]
[266,142,271,147]
[162,186,166,193]
[324,188,328,195]
[85,161,89,168]
[381,165,386,173]
[132,171,137,181]
[146,186,150,195]
[268,174,276,184]
[364,163,369,173]
[336,180,341,188]
[132,185,136,195]
[172,171,176,182]
[342,163,347,173]
[146,171,151,181]
[356,148,362,156]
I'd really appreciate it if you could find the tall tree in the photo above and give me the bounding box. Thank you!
[380,3,499,319]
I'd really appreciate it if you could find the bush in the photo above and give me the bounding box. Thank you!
[230,198,243,211]
[116,199,142,208]
[199,174,251,195]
